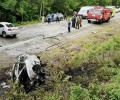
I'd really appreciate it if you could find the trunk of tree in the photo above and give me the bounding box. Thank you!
[39,0,43,21]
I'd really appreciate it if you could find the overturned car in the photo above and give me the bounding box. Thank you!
[11,54,47,92]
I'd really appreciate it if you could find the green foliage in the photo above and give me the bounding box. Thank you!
[104,83,120,100]
[70,84,90,100]
[97,67,117,82]
[0,0,118,22]
[5,82,33,100]
[0,0,17,10]
[88,83,101,100]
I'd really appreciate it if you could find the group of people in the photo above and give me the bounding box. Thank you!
[47,13,60,23]
[68,11,82,33]
[42,11,82,33]
[42,12,67,24]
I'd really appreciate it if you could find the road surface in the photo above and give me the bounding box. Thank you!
[0,12,120,61]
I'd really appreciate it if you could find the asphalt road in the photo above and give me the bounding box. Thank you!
[0,12,120,56]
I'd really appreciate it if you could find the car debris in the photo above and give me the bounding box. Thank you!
[11,54,47,93]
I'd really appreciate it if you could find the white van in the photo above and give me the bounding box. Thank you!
[78,6,94,18]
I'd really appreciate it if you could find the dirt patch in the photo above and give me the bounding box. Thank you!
[0,51,14,83]
[0,51,14,69]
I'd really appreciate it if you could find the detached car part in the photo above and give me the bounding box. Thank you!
[12,54,47,92]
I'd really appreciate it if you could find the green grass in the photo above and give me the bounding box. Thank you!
[15,20,42,26]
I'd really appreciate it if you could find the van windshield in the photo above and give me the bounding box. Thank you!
[80,10,87,13]
[89,10,101,14]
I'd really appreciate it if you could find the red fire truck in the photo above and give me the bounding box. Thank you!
[87,6,112,23]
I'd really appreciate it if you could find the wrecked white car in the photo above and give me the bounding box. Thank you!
[11,54,47,92]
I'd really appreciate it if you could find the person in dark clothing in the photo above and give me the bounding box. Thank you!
[56,16,59,22]
[71,16,76,28]
[47,13,51,24]
[56,12,59,22]
[68,19,71,32]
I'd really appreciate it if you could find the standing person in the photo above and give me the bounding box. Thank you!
[79,15,82,27]
[51,13,54,22]
[73,11,78,17]
[64,12,67,20]
[42,15,45,24]
[68,18,71,33]
[71,16,76,28]
[76,15,82,29]
[47,13,51,24]
[56,12,59,22]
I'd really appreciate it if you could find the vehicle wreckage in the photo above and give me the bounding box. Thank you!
[11,54,47,92]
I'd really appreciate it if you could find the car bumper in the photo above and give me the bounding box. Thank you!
[88,19,100,22]
[7,30,20,35]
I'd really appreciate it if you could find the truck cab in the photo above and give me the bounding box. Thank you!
[87,7,112,23]
[106,6,116,17]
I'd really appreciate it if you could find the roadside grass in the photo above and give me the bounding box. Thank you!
[37,31,120,99]
[15,20,41,26]
[39,25,118,70]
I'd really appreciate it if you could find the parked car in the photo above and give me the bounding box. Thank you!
[0,22,19,38]
[45,13,64,22]
[78,6,94,18]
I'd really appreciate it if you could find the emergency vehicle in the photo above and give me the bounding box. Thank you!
[78,6,94,18]
[87,6,112,23]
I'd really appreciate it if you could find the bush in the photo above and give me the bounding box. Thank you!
[97,67,117,82]
[104,83,120,100]
[5,82,33,100]
[70,84,90,100]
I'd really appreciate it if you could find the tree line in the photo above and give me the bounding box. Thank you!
[0,0,120,23]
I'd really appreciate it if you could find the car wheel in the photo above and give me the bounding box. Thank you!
[13,34,17,37]
[106,17,110,22]
[2,31,7,38]
[60,17,63,21]
[88,20,91,23]
[100,18,104,24]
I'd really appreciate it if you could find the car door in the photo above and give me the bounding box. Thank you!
[0,24,4,35]
[104,10,109,20]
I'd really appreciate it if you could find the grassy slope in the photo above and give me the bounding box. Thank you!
[37,23,120,99]
[4,22,120,99]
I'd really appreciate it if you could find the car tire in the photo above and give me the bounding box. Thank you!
[106,17,110,22]
[13,34,17,37]
[60,17,63,21]
[88,20,91,23]
[100,18,104,24]
[2,31,7,38]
